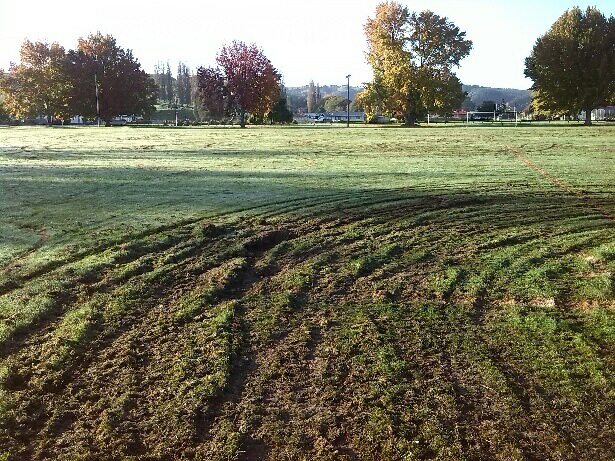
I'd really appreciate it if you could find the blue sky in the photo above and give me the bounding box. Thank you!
[1,0,614,90]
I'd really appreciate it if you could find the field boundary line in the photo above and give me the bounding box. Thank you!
[506,146,615,222]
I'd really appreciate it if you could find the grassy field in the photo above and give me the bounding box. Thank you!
[0,124,614,460]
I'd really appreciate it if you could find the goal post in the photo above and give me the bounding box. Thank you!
[465,110,520,126]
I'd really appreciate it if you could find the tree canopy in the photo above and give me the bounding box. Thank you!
[197,42,282,127]
[476,100,496,112]
[0,34,157,124]
[357,1,472,126]
[267,95,293,124]
[68,33,156,124]
[0,41,72,123]
[524,7,615,125]
[323,95,348,113]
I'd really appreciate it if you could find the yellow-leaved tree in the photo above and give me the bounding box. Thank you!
[357,2,472,126]
[0,41,72,123]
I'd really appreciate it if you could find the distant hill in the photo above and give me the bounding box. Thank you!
[286,84,362,100]
[286,84,531,112]
[462,85,531,111]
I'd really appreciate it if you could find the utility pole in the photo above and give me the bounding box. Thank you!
[346,74,351,128]
[94,72,100,127]
[174,97,179,127]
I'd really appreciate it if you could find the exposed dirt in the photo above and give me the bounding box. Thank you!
[1,191,614,460]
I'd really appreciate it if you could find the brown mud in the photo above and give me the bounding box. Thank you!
[1,189,614,460]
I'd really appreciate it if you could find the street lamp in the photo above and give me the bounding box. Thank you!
[346,74,351,128]
[94,58,100,127]
[94,71,100,127]
[174,97,179,127]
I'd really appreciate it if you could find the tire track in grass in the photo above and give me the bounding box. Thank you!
[0,218,202,296]
[1,222,302,458]
[193,241,345,459]
[0,203,337,352]
[506,146,615,222]
[0,211,341,361]
[0,228,222,358]
[2,178,614,459]
[0,193,350,297]
[0,227,48,274]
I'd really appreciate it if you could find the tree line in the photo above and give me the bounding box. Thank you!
[1,3,613,127]
[152,61,192,106]
[0,33,156,125]
[0,36,292,127]
[355,2,614,126]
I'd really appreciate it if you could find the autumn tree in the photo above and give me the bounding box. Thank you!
[357,2,472,126]
[0,40,72,123]
[524,7,615,125]
[67,32,157,125]
[527,90,554,119]
[0,90,9,121]
[195,67,228,119]
[196,41,281,127]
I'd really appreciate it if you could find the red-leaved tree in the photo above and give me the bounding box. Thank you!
[67,33,157,125]
[196,67,228,117]
[197,42,281,127]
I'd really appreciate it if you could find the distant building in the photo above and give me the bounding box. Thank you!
[451,109,468,119]
[328,112,365,122]
[579,107,615,121]
[294,112,365,123]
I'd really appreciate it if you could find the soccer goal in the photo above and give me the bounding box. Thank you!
[465,110,519,126]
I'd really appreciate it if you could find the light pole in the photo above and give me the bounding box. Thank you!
[346,74,351,128]
[94,71,100,127]
[174,97,179,127]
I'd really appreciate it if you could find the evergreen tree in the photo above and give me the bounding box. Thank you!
[165,61,174,103]
[267,87,293,123]
[307,80,316,113]
[315,84,324,112]
[176,62,192,105]
[154,61,167,103]
[267,97,293,123]
[182,64,192,105]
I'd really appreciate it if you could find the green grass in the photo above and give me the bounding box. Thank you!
[0,124,613,460]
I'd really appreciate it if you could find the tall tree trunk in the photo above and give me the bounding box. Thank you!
[240,110,246,128]
[403,112,416,127]
[584,107,592,125]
